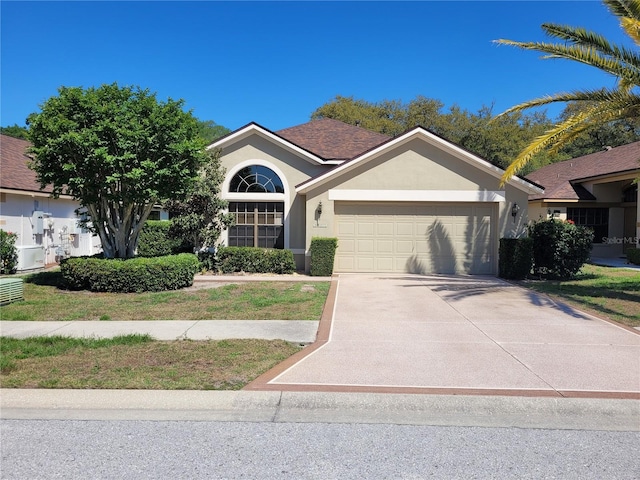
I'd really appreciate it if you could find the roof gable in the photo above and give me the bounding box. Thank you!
[210,119,392,165]
[0,134,50,193]
[296,126,543,194]
[276,118,391,161]
[526,141,640,201]
[209,122,337,165]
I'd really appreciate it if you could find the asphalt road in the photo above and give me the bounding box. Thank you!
[2,419,638,479]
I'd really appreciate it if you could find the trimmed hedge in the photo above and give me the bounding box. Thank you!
[498,237,533,280]
[217,247,296,274]
[60,254,200,292]
[627,247,640,265]
[528,218,593,279]
[310,237,338,276]
[137,220,188,257]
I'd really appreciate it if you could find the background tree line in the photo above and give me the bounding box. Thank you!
[310,94,640,175]
[4,94,639,177]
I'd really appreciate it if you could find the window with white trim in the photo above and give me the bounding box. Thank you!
[227,166,285,249]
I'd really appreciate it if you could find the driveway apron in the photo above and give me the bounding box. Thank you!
[262,274,640,397]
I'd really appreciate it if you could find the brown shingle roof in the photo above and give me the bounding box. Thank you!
[0,134,51,193]
[526,141,640,201]
[276,118,391,161]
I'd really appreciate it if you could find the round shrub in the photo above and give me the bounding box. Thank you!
[60,253,200,292]
[528,218,594,279]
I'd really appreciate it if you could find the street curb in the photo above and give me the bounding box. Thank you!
[2,389,638,431]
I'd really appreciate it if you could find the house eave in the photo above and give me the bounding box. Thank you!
[0,187,73,199]
[208,122,337,165]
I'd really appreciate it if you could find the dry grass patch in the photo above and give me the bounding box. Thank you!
[0,271,329,321]
[1,335,301,390]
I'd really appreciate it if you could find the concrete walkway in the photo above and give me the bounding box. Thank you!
[0,320,318,344]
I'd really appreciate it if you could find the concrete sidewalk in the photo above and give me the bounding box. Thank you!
[0,320,319,344]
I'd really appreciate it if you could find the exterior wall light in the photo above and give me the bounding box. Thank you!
[316,201,323,216]
[511,203,520,222]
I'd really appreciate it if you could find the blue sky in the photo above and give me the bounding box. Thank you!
[1,1,632,132]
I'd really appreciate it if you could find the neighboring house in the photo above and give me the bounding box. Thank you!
[0,134,101,270]
[526,142,640,258]
[211,118,543,274]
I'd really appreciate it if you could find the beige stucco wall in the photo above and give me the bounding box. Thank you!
[333,139,503,192]
[217,133,331,269]
[302,140,534,272]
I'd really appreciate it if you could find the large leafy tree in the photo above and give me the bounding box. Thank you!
[495,0,640,183]
[27,83,208,259]
[164,149,233,252]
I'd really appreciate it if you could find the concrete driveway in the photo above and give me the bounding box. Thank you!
[249,274,640,398]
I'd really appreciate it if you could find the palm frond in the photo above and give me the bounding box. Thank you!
[541,23,640,69]
[621,16,640,45]
[500,92,640,184]
[494,39,640,85]
[604,0,640,22]
[497,88,640,118]
[604,0,640,45]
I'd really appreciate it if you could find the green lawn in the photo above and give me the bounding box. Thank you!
[520,264,640,328]
[0,335,300,389]
[0,271,330,321]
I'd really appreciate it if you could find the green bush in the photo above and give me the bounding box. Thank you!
[197,250,217,272]
[310,237,338,276]
[0,229,19,274]
[60,254,200,292]
[217,247,296,274]
[498,237,533,280]
[137,220,189,257]
[528,218,594,279]
[627,247,640,265]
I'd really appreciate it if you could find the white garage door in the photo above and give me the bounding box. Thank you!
[334,202,495,274]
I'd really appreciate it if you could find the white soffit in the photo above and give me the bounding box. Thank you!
[297,127,544,195]
[208,123,339,166]
[328,189,506,202]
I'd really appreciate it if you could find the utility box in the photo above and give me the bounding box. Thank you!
[32,211,45,234]
[16,245,45,271]
[0,278,24,305]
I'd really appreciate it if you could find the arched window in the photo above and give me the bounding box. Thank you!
[227,165,285,249]
[229,166,284,194]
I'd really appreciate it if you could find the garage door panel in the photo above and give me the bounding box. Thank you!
[334,202,495,274]
[396,240,414,254]
[396,222,413,236]
[376,257,394,271]
[357,257,375,271]
[357,239,374,253]
[377,239,393,253]
[377,222,394,236]
[337,221,355,235]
